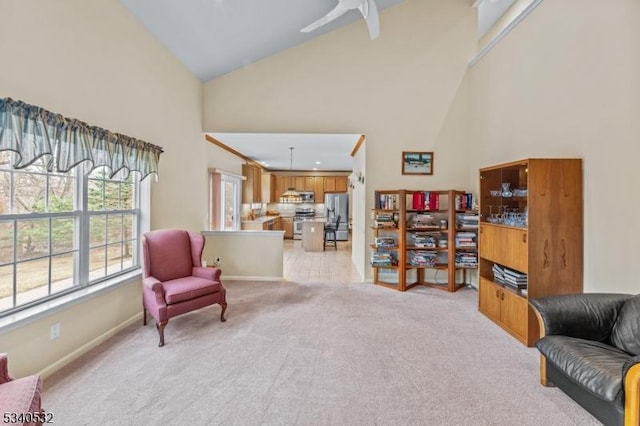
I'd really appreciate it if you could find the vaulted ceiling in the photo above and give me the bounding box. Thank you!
[119,0,514,170]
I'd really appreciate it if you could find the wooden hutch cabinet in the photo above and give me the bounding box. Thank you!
[478,158,583,346]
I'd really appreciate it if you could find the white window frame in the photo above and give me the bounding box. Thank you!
[0,159,150,326]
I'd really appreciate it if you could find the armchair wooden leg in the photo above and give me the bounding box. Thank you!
[625,363,640,426]
[143,307,147,326]
[220,302,227,322]
[156,321,167,347]
[539,355,554,387]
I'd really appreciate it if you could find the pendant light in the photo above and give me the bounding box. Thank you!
[280,147,302,203]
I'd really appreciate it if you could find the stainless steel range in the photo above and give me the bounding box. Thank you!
[293,208,315,240]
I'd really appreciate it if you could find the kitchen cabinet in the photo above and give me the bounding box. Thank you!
[305,177,324,203]
[261,173,277,204]
[335,176,348,192]
[275,176,294,200]
[324,176,348,193]
[272,175,349,203]
[323,176,336,192]
[478,158,583,346]
[242,164,262,204]
[271,217,283,231]
[282,217,293,239]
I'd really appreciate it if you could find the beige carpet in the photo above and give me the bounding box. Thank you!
[44,280,600,425]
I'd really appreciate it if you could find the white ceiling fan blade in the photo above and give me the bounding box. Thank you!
[301,2,349,33]
[359,0,380,39]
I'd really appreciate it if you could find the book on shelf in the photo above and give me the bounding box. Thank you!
[455,232,477,248]
[374,212,397,228]
[492,263,527,288]
[371,251,397,267]
[375,237,397,248]
[455,252,478,268]
[455,193,476,211]
[410,233,436,248]
[376,193,399,210]
[456,212,479,229]
[410,192,440,211]
[408,250,437,267]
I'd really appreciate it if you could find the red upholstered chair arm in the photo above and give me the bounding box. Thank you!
[0,353,13,383]
[193,266,221,282]
[143,276,166,304]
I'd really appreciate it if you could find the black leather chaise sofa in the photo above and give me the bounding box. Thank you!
[529,293,640,426]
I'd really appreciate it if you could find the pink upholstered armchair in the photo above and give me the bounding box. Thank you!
[0,353,42,426]
[142,229,227,347]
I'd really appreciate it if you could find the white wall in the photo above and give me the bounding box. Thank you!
[0,0,204,376]
[203,0,477,278]
[467,0,640,293]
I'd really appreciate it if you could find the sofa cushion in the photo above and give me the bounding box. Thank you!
[163,276,221,305]
[536,335,630,403]
[610,294,640,355]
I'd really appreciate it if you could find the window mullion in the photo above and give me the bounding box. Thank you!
[77,166,89,286]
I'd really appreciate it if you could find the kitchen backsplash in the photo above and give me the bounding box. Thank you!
[242,203,326,218]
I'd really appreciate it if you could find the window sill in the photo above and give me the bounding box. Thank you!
[0,269,142,334]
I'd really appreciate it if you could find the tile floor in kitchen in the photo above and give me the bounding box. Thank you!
[283,237,362,283]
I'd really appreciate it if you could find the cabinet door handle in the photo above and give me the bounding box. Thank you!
[522,233,527,243]
[496,289,499,298]
[501,292,504,301]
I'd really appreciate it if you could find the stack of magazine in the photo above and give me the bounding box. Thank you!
[375,237,396,248]
[375,213,396,228]
[371,252,396,267]
[408,251,437,267]
[492,264,527,290]
[411,233,436,248]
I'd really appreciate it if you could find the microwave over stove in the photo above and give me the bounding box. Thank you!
[299,192,314,203]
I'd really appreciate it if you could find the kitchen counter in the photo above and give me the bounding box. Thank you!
[241,215,283,231]
[241,215,281,224]
[301,219,326,252]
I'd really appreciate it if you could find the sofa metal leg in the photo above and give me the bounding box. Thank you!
[156,321,167,347]
[220,302,227,322]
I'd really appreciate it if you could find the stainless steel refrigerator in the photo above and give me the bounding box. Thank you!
[324,192,349,241]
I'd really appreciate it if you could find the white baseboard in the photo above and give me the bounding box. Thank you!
[223,275,284,281]
[38,312,143,379]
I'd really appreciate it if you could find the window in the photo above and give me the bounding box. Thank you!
[0,152,142,316]
[470,0,544,65]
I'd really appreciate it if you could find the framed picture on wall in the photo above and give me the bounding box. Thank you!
[402,151,433,175]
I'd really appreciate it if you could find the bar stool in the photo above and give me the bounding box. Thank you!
[324,215,341,251]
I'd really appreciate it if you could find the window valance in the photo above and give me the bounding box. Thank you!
[0,97,163,180]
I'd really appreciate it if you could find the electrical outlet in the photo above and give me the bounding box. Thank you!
[212,257,221,267]
[50,323,60,340]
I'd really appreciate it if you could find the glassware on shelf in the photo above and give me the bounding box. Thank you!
[500,182,512,197]
[485,206,527,227]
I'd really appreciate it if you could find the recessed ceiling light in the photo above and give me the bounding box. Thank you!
[315,161,321,165]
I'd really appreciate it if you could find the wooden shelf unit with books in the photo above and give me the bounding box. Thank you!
[372,189,478,292]
[478,158,583,347]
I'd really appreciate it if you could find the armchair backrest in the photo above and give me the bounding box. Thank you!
[610,294,640,355]
[142,229,205,282]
